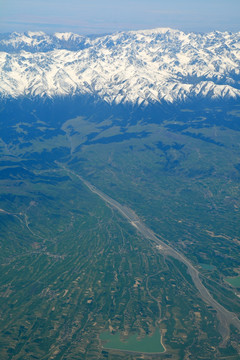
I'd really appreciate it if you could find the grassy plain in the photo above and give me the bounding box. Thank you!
[225,276,240,288]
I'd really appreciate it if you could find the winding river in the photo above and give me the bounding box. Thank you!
[60,164,240,346]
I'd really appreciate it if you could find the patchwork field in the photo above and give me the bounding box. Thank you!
[0,99,240,359]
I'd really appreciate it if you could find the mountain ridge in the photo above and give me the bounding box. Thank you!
[0,28,240,105]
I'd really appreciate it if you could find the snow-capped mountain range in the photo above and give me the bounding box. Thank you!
[0,28,240,105]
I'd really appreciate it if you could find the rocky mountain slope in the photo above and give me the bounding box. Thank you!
[0,28,240,105]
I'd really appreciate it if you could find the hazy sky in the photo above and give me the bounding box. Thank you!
[0,0,239,34]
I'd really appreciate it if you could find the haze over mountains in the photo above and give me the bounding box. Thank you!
[0,28,240,105]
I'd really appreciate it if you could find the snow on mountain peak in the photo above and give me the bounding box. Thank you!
[26,31,46,37]
[54,32,73,40]
[0,28,239,105]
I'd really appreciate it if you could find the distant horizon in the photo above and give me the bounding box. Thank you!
[0,0,239,35]
[1,26,240,37]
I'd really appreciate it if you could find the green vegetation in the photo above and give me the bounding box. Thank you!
[100,329,165,353]
[0,100,239,359]
[200,264,216,270]
[225,276,240,288]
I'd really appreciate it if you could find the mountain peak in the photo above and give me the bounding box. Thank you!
[54,32,84,41]
[26,31,46,37]
[141,27,181,34]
